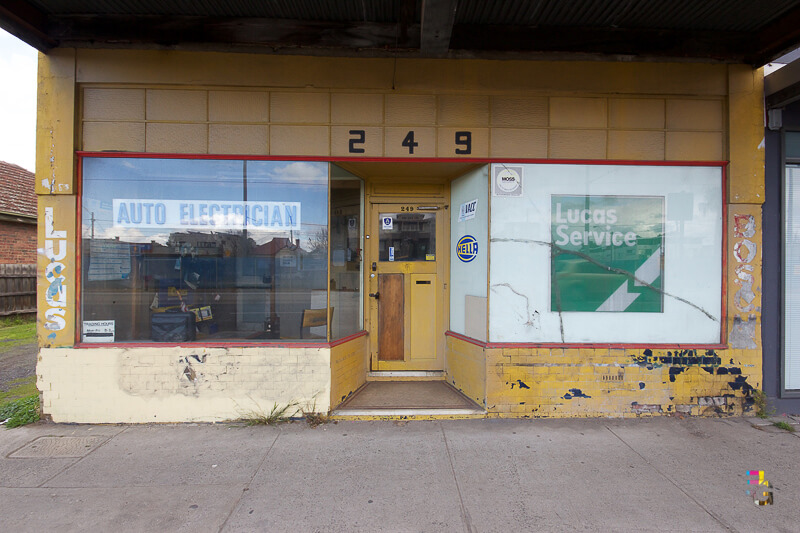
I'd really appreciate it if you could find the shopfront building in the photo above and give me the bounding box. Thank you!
[27,47,767,422]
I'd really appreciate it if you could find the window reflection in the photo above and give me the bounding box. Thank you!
[378,212,436,261]
[330,173,363,338]
[81,157,329,342]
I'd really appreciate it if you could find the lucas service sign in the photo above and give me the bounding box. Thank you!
[113,199,301,231]
[551,195,664,313]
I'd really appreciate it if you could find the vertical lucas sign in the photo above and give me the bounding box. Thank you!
[551,195,664,313]
[43,206,68,336]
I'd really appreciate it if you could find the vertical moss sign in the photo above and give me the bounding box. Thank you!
[551,195,664,312]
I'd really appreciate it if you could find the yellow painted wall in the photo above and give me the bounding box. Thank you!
[445,336,486,408]
[36,48,765,420]
[485,347,760,418]
[330,335,368,409]
[36,50,76,195]
[75,50,729,163]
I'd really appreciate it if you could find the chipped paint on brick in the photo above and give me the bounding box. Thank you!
[563,388,591,399]
[39,346,332,423]
[729,208,762,349]
[37,196,75,347]
[729,315,758,350]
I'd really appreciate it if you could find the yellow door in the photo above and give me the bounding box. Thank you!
[367,202,447,371]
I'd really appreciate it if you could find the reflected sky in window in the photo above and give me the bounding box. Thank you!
[82,157,328,246]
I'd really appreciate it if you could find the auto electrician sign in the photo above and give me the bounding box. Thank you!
[551,195,664,313]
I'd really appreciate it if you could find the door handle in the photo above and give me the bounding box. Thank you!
[369,292,380,300]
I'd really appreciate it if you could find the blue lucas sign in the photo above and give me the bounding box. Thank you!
[456,235,478,262]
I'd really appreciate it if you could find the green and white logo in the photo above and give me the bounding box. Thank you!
[551,195,664,313]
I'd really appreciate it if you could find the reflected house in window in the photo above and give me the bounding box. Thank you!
[80,157,339,343]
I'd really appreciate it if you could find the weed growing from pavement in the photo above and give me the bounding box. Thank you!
[751,389,772,419]
[301,399,332,428]
[773,421,796,432]
[0,394,39,428]
[240,401,299,426]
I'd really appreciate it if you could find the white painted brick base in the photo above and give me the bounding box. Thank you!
[37,346,331,423]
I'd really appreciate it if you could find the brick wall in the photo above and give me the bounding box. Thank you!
[485,347,759,418]
[38,346,331,423]
[0,222,36,263]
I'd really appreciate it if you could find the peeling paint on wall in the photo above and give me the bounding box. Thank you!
[633,348,721,367]
[562,388,591,399]
[729,315,758,350]
[37,196,75,347]
[729,211,761,348]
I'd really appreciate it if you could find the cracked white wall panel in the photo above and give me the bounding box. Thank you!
[488,163,723,344]
[450,165,489,339]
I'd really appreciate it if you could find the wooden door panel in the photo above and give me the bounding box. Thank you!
[409,274,436,361]
[378,273,404,361]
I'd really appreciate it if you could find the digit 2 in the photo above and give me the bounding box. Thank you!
[349,130,366,153]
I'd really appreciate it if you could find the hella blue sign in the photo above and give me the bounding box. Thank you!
[456,235,478,262]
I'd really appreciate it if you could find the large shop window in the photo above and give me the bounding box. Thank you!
[488,163,724,344]
[80,157,347,343]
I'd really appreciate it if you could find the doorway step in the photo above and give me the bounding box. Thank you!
[333,380,485,417]
[367,370,445,381]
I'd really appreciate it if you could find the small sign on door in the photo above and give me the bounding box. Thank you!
[389,246,395,261]
[459,199,478,222]
[382,216,393,230]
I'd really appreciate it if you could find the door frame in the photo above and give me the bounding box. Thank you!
[365,197,450,371]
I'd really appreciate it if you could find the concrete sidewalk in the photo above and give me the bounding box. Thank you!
[1,416,798,532]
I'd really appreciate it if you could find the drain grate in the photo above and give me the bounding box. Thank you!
[9,436,106,458]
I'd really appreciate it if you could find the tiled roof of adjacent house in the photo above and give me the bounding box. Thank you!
[0,161,36,218]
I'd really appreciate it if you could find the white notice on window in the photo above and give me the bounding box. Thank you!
[459,199,478,222]
[88,240,131,281]
[83,320,115,343]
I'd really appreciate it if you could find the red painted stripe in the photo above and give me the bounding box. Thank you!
[330,330,368,347]
[445,331,725,350]
[74,341,331,349]
[445,330,487,347]
[74,331,366,349]
[720,164,729,345]
[75,152,728,168]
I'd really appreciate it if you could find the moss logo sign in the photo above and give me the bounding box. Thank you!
[551,195,664,312]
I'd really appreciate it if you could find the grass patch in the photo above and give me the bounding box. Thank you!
[0,394,40,428]
[240,401,299,426]
[773,421,796,432]
[0,315,36,353]
[0,314,35,328]
[0,376,37,404]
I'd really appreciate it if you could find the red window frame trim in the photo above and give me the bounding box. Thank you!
[75,152,728,349]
